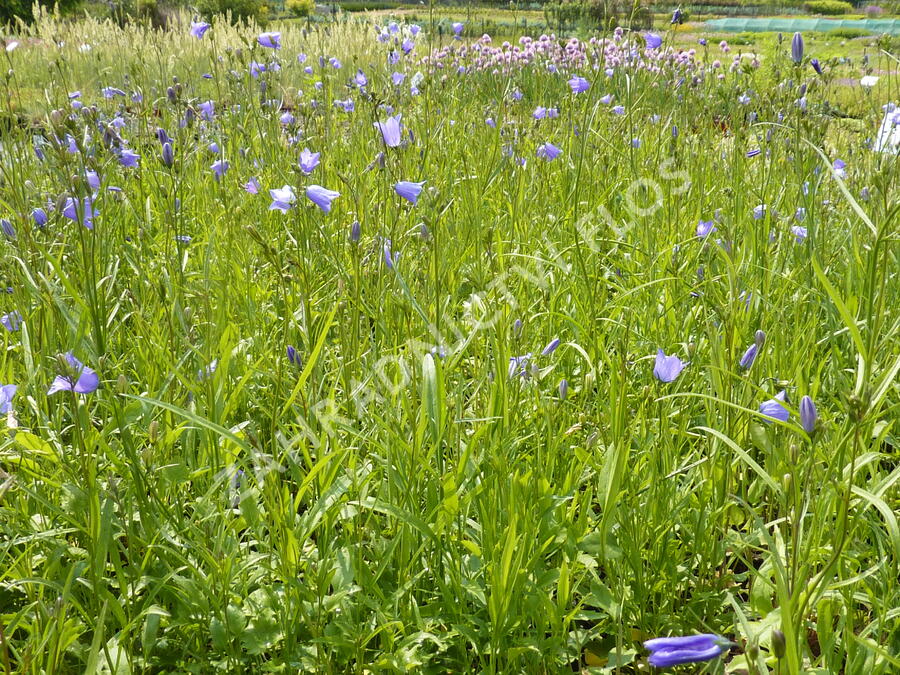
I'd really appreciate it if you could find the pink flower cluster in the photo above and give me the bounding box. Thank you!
[419,31,703,78]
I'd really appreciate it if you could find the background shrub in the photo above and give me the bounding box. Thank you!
[544,0,652,31]
[543,0,585,28]
[134,0,181,27]
[728,31,756,44]
[195,0,268,21]
[804,0,853,14]
[287,0,315,16]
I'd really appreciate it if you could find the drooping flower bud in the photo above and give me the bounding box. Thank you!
[740,343,759,370]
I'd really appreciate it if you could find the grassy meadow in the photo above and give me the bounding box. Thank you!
[0,10,899,673]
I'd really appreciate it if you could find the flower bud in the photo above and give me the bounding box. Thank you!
[800,395,817,434]
[739,343,759,370]
[772,629,786,659]
[747,640,759,661]
[583,371,594,392]
[848,393,866,422]
[791,32,804,64]
[286,345,301,368]
[542,337,560,356]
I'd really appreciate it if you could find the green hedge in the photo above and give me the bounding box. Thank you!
[1,0,81,24]
[337,0,402,10]
[828,26,873,36]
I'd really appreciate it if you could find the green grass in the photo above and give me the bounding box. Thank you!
[0,9,898,673]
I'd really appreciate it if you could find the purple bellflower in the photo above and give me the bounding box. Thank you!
[644,634,726,668]
[269,185,297,212]
[190,21,211,39]
[375,116,403,147]
[537,142,562,160]
[395,181,425,204]
[306,185,340,212]
[48,353,99,395]
[299,148,320,174]
[568,75,590,93]
[645,33,663,49]
[653,349,686,382]
[760,390,790,423]
[258,32,281,49]
[0,384,16,413]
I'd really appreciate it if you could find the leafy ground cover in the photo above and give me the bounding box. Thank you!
[0,11,898,673]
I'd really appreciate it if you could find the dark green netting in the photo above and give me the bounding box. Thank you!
[704,18,900,35]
